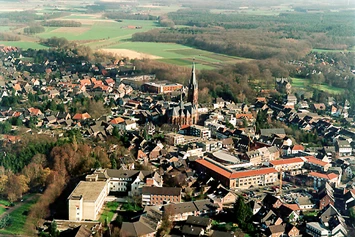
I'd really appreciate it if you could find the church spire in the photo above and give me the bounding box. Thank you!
[180,89,184,109]
[187,62,198,106]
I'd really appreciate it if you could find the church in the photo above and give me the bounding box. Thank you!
[166,63,199,126]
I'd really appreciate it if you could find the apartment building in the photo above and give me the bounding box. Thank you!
[142,187,181,205]
[269,157,305,171]
[196,158,278,189]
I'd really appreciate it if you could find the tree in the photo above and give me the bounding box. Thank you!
[49,220,59,237]
[234,195,253,232]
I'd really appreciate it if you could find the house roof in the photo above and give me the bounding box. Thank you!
[268,224,285,234]
[142,186,181,196]
[110,117,125,124]
[292,144,304,151]
[303,156,328,167]
[308,172,338,180]
[270,157,304,166]
[181,225,203,236]
[211,230,235,237]
[120,221,155,237]
[283,203,301,211]
[196,158,278,179]
[185,216,211,228]
[72,112,91,120]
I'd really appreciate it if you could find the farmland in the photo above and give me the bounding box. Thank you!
[0,41,48,50]
[105,42,250,69]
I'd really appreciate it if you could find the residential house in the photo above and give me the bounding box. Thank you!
[335,139,352,157]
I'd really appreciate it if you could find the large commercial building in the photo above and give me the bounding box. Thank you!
[68,179,109,221]
[196,158,278,189]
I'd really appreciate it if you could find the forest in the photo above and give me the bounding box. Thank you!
[132,10,355,61]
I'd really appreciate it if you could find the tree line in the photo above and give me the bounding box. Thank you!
[24,25,45,34]
[104,12,157,21]
[42,20,82,27]
[0,32,20,41]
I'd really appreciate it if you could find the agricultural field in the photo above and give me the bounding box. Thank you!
[291,77,345,95]
[105,42,251,69]
[0,41,48,50]
[37,19,159,42]
[312,48,355,53]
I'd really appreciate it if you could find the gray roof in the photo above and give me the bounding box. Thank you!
[185,216,211,228]
[260,128,286,137]
[142,187,181,196]
[120,222,155,237]
[181,225,203,236]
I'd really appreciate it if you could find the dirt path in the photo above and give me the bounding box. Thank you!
[0,194,39,220]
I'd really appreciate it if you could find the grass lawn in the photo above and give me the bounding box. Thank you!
[121,202,142,212]
[303,210,319,217]
[312,84,345,94]
[0,41,48,49]
[0,206,6,215]
[0,196,38,235]
[0,200,11,207]
[99,201,119,223]
[291,77,345,95]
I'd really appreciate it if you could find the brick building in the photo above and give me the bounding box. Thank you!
[142,186,181,205]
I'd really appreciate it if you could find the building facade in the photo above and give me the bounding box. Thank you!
[166,63,199,126]
[142,187,181,205]
[68,179,109,221]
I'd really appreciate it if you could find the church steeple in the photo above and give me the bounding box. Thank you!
[187,62,198,106]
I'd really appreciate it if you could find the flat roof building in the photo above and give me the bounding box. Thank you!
[68,180,109,221]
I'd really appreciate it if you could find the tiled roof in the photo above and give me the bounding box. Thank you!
[292,144,304,151]
[304,156,328,167]
[196,159,278,179]
[230,168,278,179]
[270,157,304,166]
[110,117,125,124]
[308,172,338,180]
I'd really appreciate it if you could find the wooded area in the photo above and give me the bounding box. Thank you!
[132,10,355,61]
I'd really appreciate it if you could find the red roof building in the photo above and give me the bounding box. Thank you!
[196,158,278,189]
[72,112,91,120]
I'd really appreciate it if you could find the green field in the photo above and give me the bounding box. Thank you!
[37,20,159,41]
[0,26,11,32]
[99,201,119,223]
[108,42,249,69]
[0,196,38,235]
[312,48,355,53]
[291,77,345,94]
[0,41,48,49]
[0,11,252,70]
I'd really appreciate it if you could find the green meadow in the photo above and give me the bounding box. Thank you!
[107,42,250,69]
[0,196,38,235]
[37,20,159,41]
[0,41,48,49]
[291,77,345,94]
